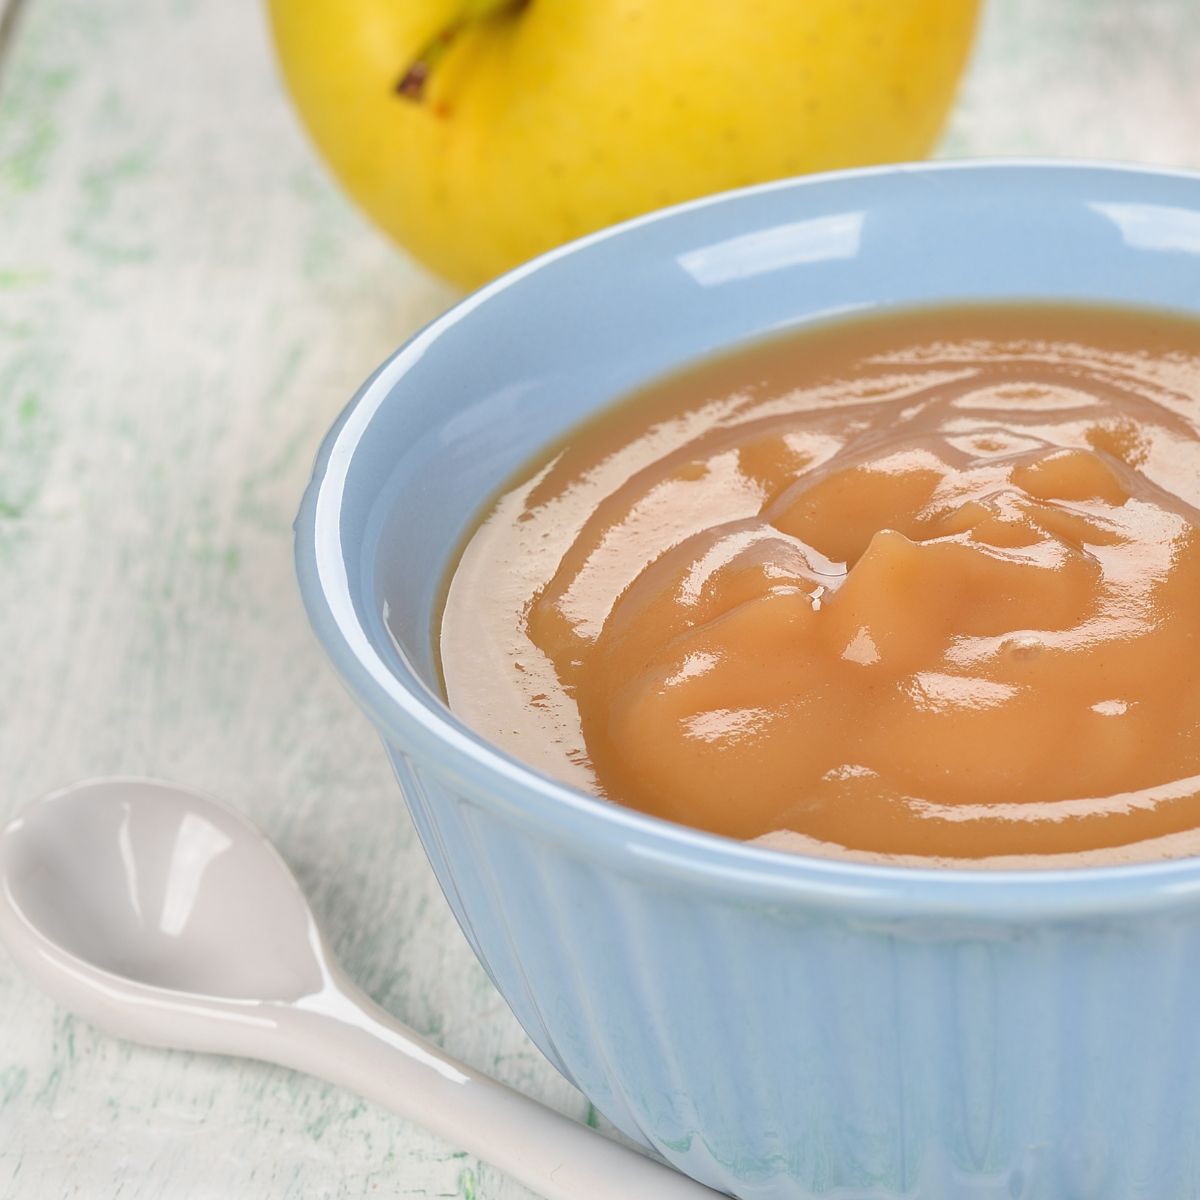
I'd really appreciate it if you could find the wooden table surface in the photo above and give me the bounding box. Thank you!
[2,1,1199,1196]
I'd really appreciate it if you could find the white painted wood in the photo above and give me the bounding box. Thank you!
[1,0,1199,1196]
[0,0,577,1195]
[942,0,1200,167]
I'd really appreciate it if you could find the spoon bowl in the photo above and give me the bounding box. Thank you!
[1,778,323,1002]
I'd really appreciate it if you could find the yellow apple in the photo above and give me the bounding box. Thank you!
[269,0,980,289]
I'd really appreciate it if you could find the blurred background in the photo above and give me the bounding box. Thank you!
[1,0,1199,1197]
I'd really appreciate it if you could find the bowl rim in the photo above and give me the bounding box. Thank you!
[295,157,1200,919]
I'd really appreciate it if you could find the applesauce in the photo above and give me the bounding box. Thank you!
[439,305,1200,866]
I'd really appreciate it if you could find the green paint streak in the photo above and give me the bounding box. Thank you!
[34,1063,62,1106]
[304,1091,345,1142]
[258,422,313,487]
[585,1103,600,1129]
[0,63,76,191]
[458,1167,477,1200]
[264,341,306,409]
[0,526,26,561]
[65,135,158,264]
[286,166,350,284]
[1,121,54,190]
[61,1013,76,1064]
[236,422,318,532]
[0,269,49,288]
[66,230,153,265]
[0,1065,28,1106]
[659,1133,694,1152]
[0,349,57,521]
[83,147,153,189]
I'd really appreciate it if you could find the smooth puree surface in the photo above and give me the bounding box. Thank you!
[440,305,1200,865]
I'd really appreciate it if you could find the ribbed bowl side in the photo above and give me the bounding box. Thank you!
[386,743,1200,1200]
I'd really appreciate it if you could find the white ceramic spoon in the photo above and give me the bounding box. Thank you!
[0,778,719,1200]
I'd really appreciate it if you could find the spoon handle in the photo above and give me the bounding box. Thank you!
[269,977,721,1200]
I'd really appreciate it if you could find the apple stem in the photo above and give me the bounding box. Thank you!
[396,26,460,100]
[396,0,528,102]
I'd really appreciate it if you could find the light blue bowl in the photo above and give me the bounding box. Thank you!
[295,161,1200,1200]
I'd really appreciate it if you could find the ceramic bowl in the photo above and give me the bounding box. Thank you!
[295,161,1200,1200]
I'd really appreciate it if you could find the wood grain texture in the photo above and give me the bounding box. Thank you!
[1,0,1199,1196]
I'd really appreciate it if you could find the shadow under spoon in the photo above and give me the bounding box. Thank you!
[0,777,719,1200]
